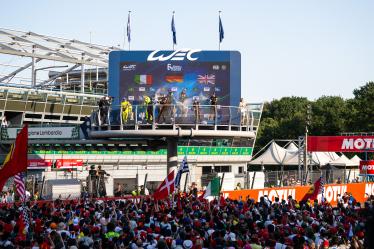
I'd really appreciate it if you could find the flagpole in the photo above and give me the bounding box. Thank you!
[219,11,222,51]
[172,11,175,51]
[128,11,131,51]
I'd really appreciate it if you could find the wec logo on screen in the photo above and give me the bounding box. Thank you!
[147,49,202,61]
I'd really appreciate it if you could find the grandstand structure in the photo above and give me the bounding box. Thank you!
[0,28,264,196]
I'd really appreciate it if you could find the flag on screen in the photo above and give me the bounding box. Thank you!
[154,171,175,200]
[171,12,177,46]
[219,14,224,43]
[203,177,220,198]
[127,12,131,43]
[0,125,28,191]
[134,75,152,85]
[165,74,183,83]
[14,172,26,202]
[301,176,324,202]
[175,156,189,188]
[197,74,215,85]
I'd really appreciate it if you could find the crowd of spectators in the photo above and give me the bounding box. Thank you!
[0,192,373,249]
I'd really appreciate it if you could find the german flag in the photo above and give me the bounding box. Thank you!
[165,74,183,83]
[0,125,28,191]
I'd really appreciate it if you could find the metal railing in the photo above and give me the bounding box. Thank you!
[262,169,361,188]
[91,104,262,132]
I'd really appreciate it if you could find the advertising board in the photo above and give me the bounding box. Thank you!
[109,50,241,107]
[307,136,374,152]
[3,127,79,140]
[28,159,53,169]
[359,160,374,176]
[223,182,374,206]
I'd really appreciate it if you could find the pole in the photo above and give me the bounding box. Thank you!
[167,138,178,174]
[183,172,189,193]
[218,11,221,51]
[251,171,256,189]
[142,173,148,195]
[128,11,131,51]
[219,173,225,192]
[172,11,175,51]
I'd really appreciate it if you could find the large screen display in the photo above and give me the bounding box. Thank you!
[109,50,241,107]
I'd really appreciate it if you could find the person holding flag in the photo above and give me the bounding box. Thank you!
[153,171,175,200]
[175,156,189,189]
[0,124,28,191]
[301,176,324,202]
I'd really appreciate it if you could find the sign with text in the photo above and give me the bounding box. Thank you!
[307,136,374,152]
[55,159,84,169]
[28,159,53,169]
[359,160,374,176]
[4,127,79,139]
[223,182,374,206]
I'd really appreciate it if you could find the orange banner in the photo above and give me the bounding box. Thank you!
[223,182,374,206]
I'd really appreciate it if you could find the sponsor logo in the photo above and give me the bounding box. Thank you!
[221,65,227,70]
[128,96,134,101]
[167,64,182,72]
[341,138,374,150]
[147,49,202,61]
[258,189,296,202]
[318,185,347,203]
[359,161,374,175]
[122,64,136,71]
[361,165,374,171]
[171,87,178,92]
[365,183,374,196]
[215,87,221,92]
[138,87,146,92]
[212,65,220,70]
[204,87,210,92]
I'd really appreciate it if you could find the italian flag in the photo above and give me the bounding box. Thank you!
[203,177,220,198]
[134,75,152,85]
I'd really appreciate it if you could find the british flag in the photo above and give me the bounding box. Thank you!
[197,74,215,85]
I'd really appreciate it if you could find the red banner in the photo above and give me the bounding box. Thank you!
[28,159,53,169]
[359,160,374,175]
[307,136,374,152]
[55,159,84,168]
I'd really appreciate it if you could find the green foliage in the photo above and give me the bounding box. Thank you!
[255,82,374,152]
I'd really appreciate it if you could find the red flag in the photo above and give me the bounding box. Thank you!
[0,125,28,191]
[301,177,324,202]
[154,171,175,200]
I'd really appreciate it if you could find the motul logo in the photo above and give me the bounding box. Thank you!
[360,165,374,170]
[341,138,374,150]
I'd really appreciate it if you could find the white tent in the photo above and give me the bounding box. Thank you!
[285,142,298,152]
[249,141,288,165]
[350,155,361,166]
[329,155,357,167]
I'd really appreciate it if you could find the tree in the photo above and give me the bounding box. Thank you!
[348,82,374,132]
[310,96,349,135]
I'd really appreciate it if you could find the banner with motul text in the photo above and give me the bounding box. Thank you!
[307,136,374,152]
[359,161,374,176]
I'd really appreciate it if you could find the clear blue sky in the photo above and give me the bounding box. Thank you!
[1,0,373,102]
